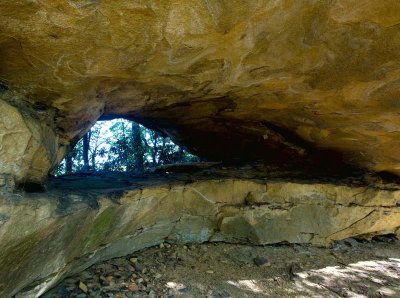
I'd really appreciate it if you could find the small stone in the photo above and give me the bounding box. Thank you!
[206,270,214,274]
[155,273,162,279]
[159,243,165,249]
[183,245,188,250]
[78,281,88,293]
[253,257,270,267]
[148,290,156,298]
[127,283,139,292]
[137,278,144,284]
[134,263,144,272]
[129,257,138,264]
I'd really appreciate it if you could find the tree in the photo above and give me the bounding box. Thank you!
[86,123,103,171]
[82,132,90,171]
[54,119,200,176]
[65,154,73,174]
[62,140,83,174]
[131,122,144,173]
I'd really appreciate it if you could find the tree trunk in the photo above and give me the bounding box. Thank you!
[65,154,73,174]
[178,147,185,161]
[131,122,144,173]
[91,152,96,171]
[152,132,159,166]
[82,132,90,171]
[159,138,166,164]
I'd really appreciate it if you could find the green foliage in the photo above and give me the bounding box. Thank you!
[54,119,199,175]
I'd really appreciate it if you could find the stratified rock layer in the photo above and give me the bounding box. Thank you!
[1,177,399,297]
[1,1,400,181]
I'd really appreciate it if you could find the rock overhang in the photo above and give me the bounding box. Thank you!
[1,0,400,180]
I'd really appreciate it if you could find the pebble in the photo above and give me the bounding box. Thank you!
[253,256,270,267]
[206,270,214,274]
[78,281,88,293]
[134,263,144,272]
[127,283,139,292]
[129,257,138,264]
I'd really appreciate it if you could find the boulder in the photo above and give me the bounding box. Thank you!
[0,95,60,184]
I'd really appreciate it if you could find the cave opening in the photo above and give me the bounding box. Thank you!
[53,119,200,177]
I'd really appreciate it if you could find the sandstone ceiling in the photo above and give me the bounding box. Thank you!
[1,0,400,182]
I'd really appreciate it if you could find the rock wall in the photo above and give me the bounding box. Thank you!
[1,178,399,297]
[0,94,61,184]
[1,1,400,181]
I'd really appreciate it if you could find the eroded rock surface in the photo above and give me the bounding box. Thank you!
[1,1,400,181]
[0,94,61,183]
[0,175,399,297]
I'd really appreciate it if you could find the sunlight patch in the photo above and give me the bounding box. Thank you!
[227,279,263,293]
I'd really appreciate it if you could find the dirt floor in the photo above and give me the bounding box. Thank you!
[43,237,400,298]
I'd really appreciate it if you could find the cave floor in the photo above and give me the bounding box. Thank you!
[43,238,400,298]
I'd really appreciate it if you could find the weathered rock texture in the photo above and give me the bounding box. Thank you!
[0,177,399,297]
[0,95,61,183]
[1,1,400,181]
